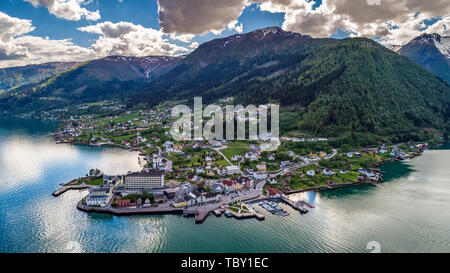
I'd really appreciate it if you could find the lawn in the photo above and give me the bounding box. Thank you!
[215,159,231,167]
[85,177,104,186]
[273,166,361,191]
[111,134,136,143]
[222,147,249,159]
[221,142,251,160]
[86,101,106,107]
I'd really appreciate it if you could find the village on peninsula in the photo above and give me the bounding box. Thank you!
[47,100,429,223]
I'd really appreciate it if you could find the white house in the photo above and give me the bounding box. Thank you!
[306,170,315,177]
[205,193,221,203]
[183,195,195,207]
[225,165,240,175]
[209,140,222,147]
[231,155,242,162]
[217,168,226,176]
[253,172,268,180]
[205,156,213,162]
[280,161,291,167]
[86,187,113,207]
[213,185,223,193]
[245,152,259,161]
[268,178,277,184]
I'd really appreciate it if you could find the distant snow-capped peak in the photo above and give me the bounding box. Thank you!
[220,26,311,48]
[434,36,450,59]
[408,33,450,59]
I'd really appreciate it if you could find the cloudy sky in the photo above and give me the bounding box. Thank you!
[0,0,449,68]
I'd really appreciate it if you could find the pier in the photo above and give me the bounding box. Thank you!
[52,178,91,197]
[213,209,224,216]
[281,196,312,214]
[195,209,210,224]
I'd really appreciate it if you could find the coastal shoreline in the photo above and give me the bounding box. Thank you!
[53,124,436,223]
[55,140,146,153]
[284,146,427,195]
[285,180,375,195]
[76,200,185,216]
[71,149,425,222]
[76,198,268,223]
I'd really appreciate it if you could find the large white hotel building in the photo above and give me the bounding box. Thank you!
[125,170,165,190]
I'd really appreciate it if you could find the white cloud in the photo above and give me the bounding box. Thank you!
[257,0,450,45]
[169,34,195,43]
[156,0,450,45]
[228,20,244,33]
[0,13,190,68]
[4,0,450,69]
[158,0,248,35]
[78,21,189,57]
[0,11,94,68]
[189,41,199,49]
[0,11,35,61]
[14,35,95,63]
[24,0,100,21]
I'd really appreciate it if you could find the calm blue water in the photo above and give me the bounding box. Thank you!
[0,117,449,253]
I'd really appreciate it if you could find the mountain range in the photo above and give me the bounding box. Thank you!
[0,27,449,142]
[395,33,450,84]
[0,55,182,112]
[132,28,449,140]
[0,62,78,93]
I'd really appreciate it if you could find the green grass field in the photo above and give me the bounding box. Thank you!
[222,141,251,159]
[85,178,104,186]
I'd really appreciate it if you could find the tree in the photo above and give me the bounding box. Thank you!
[205,185,212,194]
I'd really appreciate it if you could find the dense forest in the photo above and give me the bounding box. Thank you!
[131,30,450,142]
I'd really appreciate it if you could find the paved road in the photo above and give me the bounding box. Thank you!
[324,149,338,159]
[209,146,244,175]
[158,146,173,172]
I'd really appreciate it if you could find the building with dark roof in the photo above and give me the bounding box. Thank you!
[125,169,164,190]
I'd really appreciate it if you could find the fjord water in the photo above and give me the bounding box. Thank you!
[1,118,449,253]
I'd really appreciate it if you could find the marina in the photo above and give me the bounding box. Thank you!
[280,196,315,214]
[257,200,289,216]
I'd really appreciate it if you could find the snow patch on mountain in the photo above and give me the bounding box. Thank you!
[434,37,450,59]
[103,56,183,79]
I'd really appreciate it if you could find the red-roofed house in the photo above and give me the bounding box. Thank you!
[222,180,236,192]
[266,187,283,198]
[222,180,233,187]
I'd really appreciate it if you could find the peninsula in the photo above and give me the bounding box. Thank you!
[50,103,431,224]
